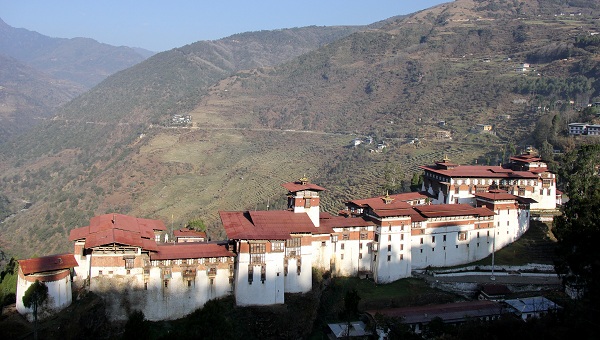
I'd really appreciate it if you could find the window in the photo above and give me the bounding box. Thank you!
[432,236,436,243]
[443,235,447,242]
[261,265,266,283]
[387,255,391,262]
[188,280,193,287]
[360,232,368,240]
[125,257,134,269]
[209,278,214,285]
[477,232,480,238]
[387,244,391,251]
[286,238,301,248]
[126,270,131,275]
[144,282,148,290]
[455,186,459,194]
[400,244,404,251]
[458,231,467,241]
[359,253,363,259]
[207,266,217,277]
[341,243,345,250]
[341,254,344,260]
[251,243,266,264]
[297,258,302,275]
[432,247,435,252]
[400,254,404,260]
[321,241,326,247]
[304,198,311,208]
[420,237,424,244]
[98,270,103,275]
[401,234,404,241]
[271,241,284,252]
[164,280,169,288]
[388,235,392,241]
[248,265,253,284]
[359,243,363,249]
[342,233,350,241]
[373,255,377,261]
[420,249,423,253]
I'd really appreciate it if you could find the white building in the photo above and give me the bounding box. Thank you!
[568,123,600,136]
[420,152,556,210]
[16,254,78,321]
[68,214,235,321]
[27,159,536,320]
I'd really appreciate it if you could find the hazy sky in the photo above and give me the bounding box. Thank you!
[0,1,449,52]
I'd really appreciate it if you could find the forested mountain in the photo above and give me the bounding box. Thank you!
[0,17,154,141]
[1,0,599,258]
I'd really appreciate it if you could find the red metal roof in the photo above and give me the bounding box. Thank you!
[510,153,542,163]
[173,228,207,239]
[475,192,537,205]
[18,254,78,275]
[150,243,234,260]
[68,213,165,251]
[367,300,503,325]
[347,192,426,210]
[220,210,318,240]
[413,204,494,218]
[281,181,326,193]
[319,216,374,229]
[475,192,520,201]
[372,208,417,218]
[420,164,539,179]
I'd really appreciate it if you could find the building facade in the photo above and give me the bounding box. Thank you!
[420,152,556,210]
[68,214,235,321]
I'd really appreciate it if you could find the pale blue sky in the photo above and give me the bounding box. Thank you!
[0,1,449,52]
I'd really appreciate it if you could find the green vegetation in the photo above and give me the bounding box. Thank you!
[0,258,17,307]
[22,280,48,340]
[554,144,600,302]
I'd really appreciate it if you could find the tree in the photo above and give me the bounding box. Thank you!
[554,144,600,304]
[186,218,207,232]
[22,279,48,340]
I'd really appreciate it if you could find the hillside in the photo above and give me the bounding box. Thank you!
[1,0,599,258]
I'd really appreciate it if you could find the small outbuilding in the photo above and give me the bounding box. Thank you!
[16,253,78,321]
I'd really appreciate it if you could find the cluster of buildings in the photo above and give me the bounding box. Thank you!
[15,152,558,322]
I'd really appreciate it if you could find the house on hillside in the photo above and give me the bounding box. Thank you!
[16,254,78,321]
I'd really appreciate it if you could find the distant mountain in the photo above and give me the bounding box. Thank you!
[1,0,599,258]
[0,54,84,142]
[0,17,153,89]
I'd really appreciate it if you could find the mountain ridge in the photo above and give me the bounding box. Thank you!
[1,0,599,258]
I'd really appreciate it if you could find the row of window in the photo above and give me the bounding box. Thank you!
[247,261,301,284]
